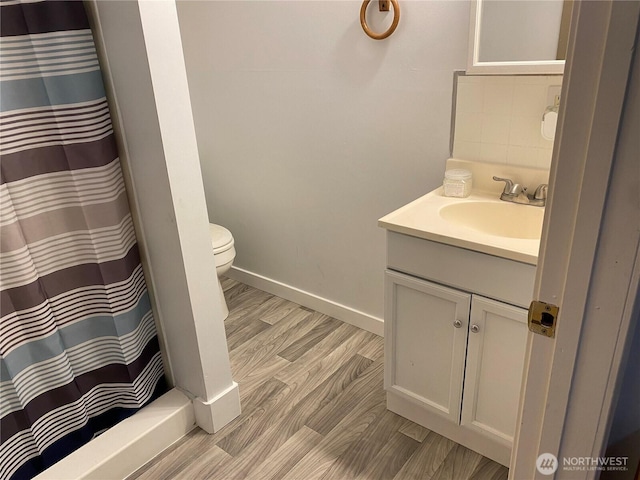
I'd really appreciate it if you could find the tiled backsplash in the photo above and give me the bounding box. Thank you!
[452,74,563,170]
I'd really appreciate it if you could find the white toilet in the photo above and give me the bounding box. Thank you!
[209,223,236,317]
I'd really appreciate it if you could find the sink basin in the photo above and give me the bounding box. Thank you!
[439,201,544,239]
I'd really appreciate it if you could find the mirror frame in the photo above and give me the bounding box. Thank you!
[467,0,566,75]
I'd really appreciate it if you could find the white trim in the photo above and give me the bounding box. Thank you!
[85,0,175,387]
[466,0,566,75]
[466,61,565,76]
[91,0,239,409]
[226,266,384,337]
[35,389,196,480]
[511,1,640,478]
[192,381,241,434]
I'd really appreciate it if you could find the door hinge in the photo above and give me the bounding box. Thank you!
[528,300,559,338]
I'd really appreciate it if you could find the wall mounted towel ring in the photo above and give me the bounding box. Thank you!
[360,0,400,40]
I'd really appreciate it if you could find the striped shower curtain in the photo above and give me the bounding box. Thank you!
[0,1,166,478]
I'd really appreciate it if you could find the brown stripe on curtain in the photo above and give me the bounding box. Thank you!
[0,135,118,184]
[0,1,89,37]
[1,192,131,252]
[0,246,142,317]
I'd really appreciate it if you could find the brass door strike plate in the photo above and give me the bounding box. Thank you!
[528,300,559,338]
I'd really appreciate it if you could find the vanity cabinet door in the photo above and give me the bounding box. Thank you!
[384,270,470,425]
[461,295,528,446]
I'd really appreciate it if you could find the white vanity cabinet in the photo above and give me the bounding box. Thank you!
[461,296,528,449]
[383,231,533,466]
[384,271,471,425]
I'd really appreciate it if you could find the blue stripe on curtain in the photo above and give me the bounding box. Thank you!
[4,293,153,372]
[0,2,166,478]
[0,71,107,112]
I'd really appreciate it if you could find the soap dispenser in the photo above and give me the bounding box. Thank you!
[541,95,560,141]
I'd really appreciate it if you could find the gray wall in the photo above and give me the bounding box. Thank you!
[177,1,469,319]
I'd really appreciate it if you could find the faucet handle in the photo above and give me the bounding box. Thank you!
[493,176,513,194]
[493,176,524,195]
[533,184,548,200]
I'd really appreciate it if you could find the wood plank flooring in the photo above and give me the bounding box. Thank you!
[129,279,509,480]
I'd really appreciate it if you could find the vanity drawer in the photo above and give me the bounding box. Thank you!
[386,231,536,308]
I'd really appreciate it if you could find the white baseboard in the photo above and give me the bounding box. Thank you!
[35,389,196,480]
[227,266,384,337]
[193,381,241,434]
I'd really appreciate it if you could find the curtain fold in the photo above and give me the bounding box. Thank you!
[0,2,166,478]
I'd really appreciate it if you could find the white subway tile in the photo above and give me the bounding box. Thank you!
[457,82,484,113]
[514,75,563,85]
[452,74,562,171]
[537,148,554,169]
[484,82,514,115]
[453,141,482,160]
[458,75,486,84]
[455,112,483,142]
[507,145,538,167]
[481,114,510,144]
[509,116,542,147]
[512,84,546,117]
[479,143,508,163]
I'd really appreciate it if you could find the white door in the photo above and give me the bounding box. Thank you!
[384,270,470,424]
[461,296,528,446]
[511,1,640,478]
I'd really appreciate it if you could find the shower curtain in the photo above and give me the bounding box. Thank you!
[0,1,166,478]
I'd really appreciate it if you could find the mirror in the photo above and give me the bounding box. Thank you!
[467,0,571,75]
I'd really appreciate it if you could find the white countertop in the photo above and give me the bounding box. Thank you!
[378,188,542,265]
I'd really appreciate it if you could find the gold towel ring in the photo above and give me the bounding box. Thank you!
[360,0,400,40]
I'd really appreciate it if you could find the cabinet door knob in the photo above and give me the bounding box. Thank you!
[470,324,480,333]
[453,320,462,328]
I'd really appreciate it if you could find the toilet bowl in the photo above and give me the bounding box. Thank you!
[209,223,236,317]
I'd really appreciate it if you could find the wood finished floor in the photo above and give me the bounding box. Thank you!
[129,279,509,480]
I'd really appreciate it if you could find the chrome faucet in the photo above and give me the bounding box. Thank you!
[492,176,547,207]
[530,184,548,207]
